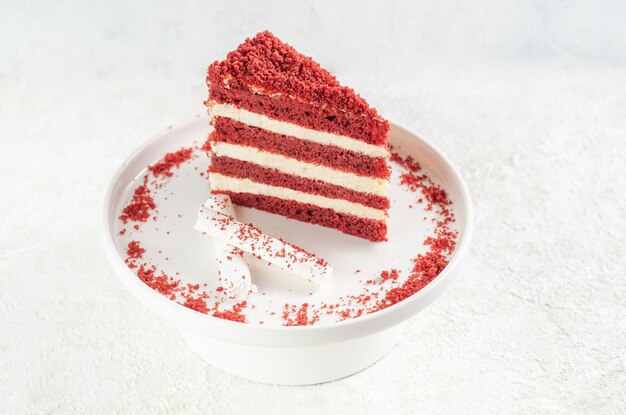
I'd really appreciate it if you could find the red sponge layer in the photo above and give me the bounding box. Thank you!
[211,117,390,179]
[216,190,388,241]
[209,85,388,146]
[210,156,390,210]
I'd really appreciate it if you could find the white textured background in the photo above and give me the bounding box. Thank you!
[1,1,625,413]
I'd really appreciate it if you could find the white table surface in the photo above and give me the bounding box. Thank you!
[1,1,625,414]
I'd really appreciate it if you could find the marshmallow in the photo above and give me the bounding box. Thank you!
[195,196,333,285]
[195,193,255,298]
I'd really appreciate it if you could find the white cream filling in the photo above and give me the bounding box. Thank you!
[211,142,388,196]
[209,173,387,221]
[207,101,388,158]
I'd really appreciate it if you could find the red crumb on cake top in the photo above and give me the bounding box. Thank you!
[207,31,385,121]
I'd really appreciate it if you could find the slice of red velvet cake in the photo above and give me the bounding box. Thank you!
[205,31,390,241]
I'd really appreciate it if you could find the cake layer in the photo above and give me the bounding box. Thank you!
[207,101,388,158]
[211,142,389,196]
[211,117,390,179]
[209,173,386,221]
[215,190,388,242]
[210,156,390,210]
[208,86,388,146]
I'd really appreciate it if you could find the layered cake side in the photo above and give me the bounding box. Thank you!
[205,31,391,241]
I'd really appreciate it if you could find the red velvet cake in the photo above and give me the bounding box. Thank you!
[205,31,390,241]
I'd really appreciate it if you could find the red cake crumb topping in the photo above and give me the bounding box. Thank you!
[390,151,421,172]
[208,31,377,116]
[137,264,180,299]
[148,147,193,177]
[126,240,145,259]
[281,239,329,268]
[119,176,156,223]
[126,252,249,323]
[201,136,212,153]
[124,240,145,268]
[213,301,248,323]
[283,303,320,326]
[207,31,389,145]
[380,268,399,281]
[183,297,209,314]
[366,151,457,313]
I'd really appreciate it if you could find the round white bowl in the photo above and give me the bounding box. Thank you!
[102,117,473,385]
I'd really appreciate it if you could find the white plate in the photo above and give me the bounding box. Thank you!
[102,115,473,384]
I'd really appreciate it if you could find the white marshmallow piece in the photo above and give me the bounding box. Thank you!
[195,193,256,298]
[195,197,333,285]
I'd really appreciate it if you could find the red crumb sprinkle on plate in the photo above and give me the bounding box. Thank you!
[119,176,156,223]
[115,142,459,326]
[148,147,194,177]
